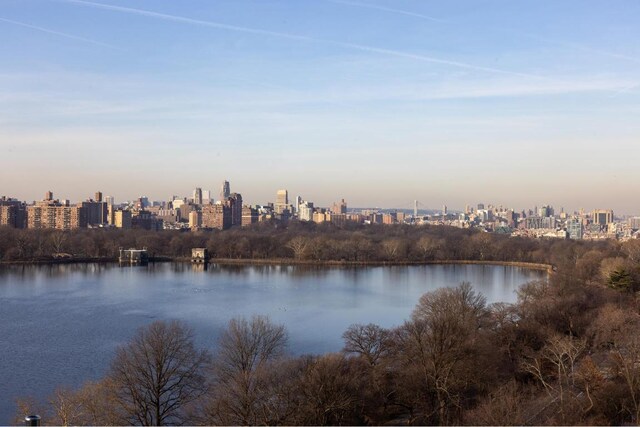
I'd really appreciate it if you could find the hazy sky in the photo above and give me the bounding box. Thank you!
[1,1,639,213]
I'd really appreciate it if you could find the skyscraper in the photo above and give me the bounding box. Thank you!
[227,193,243,227]
[275,189,289,214]
[193,187,203,205]
[295,195,302,213]
[220,180,230,201]
[298,201,314,221]
[202,190,211,205]
[592,209,614,225]
[331,199,347,215]
[105,196,115,225]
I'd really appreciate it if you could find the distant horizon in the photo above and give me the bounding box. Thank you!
[2,1,639,214]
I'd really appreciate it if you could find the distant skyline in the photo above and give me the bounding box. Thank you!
[1,1,639,213]
[6,184,633,218]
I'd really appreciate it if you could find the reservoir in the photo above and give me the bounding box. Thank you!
[0,263,545,423]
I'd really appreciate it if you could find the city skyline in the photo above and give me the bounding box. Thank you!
[2,1,640,211]
[3,183,633,243]
[1,184,631,218]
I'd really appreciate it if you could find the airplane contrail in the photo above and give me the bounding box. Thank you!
[60,0,543,80]
[324,0,640,66]
[324,0,445,23]
[0,16,120,49]
[517,31,640,65]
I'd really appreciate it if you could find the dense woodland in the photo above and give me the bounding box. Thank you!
[9,222,640,425]
[0,220,625,267]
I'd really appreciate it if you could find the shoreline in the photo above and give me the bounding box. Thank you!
[0,257,554,273]
[206,258,554,274]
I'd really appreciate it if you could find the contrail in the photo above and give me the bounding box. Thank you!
[62,0,317,43]
[324,0,640,66]
[325,0,445,23]
[61,0,543,80]
[517,31,640,65]
[0,16,120,49]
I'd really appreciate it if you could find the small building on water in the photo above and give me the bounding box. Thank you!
[191,248,209,263]
[119,247,149,265]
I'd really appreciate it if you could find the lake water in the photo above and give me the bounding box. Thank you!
[0,262,545,424]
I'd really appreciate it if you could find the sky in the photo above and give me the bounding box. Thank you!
[1,1,639,213]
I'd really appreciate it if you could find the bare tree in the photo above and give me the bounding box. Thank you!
[607,328,640,423]
[622,239,640,264]
[521,333,587,424]
[296,353,361,425]
[49,387,85,426]
[464,380,528,425]
[416,236,442,261]
[343,323,390,367]
[381,238,405,261]
[207,315,288,425]
[50,231,67,255]
[286,236,310,260]
[399,282,488,424]
[74,379,122,426]
[108,320,211,426]
[469,232,493,260]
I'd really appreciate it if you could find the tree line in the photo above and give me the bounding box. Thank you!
[0,221,628,268]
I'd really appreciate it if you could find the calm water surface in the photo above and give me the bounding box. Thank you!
[0,262,545,423]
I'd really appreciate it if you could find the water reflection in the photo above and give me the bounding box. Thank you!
[191,263,208,272]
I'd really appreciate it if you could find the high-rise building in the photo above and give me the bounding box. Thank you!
[189,211,202,229]
[81,198,108,226]
[114,210,132,229]
[567,217,583,240]
[177,203,196,222]
[0,197,27,228]
[105,196,115,225]
[45,191,53,201]
[538,205,554,218]
[241,206,259,227]
[227,193,243,227]
[220,180,231,201]
[313,210,329,223]
[383,212,398,224]
[295,196,302,213]
[172,199,185,210]
[27,200,87,230]
[202,204,231,230]
[193,188,203,205]
[592,209,614,225]
[629,217,640,230]
[136,196,150,210]
[331,199,347,215]
[95,191,103,202]
[131,210,162,231]
[298,201,314,222]
[202,190,211,205]
[275,189,289,214]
